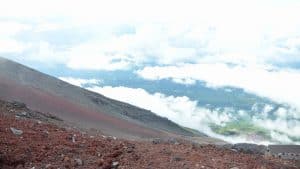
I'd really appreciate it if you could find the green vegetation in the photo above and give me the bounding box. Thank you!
[210,120,271,139]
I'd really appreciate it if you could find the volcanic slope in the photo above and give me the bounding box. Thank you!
[0,57,220,143]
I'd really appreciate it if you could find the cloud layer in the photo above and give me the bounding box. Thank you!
[1,0,300,70]
[137,63,300,112]
[59,77,102,87]
[82,85,299,144]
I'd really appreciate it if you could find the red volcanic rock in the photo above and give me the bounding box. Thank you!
[0,100,299,169]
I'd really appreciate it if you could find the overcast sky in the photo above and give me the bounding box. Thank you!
[1,0,300,67]
[1,0,300,105]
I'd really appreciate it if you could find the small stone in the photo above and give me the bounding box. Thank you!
[10,127,23,136]
[152,138,161,144]
[97,158,104,166]
[12,101,26,108]
[168,138,179,145]
[42,130,49,137]
[45,164,51,168]
[75,158,83,166]
[72,134,76,143]
[230,167,239,169]
[63,156,70,162]
[126,147,134,153]
[18,111,28,117]
[112,161,119,168]
[173,156,183,161]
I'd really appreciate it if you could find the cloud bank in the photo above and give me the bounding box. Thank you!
[82,85,299,144]
[1,0,300,70]
[137,63,300,112]
[59,77,102,87]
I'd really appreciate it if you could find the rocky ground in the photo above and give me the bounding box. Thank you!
[0,100,299,169]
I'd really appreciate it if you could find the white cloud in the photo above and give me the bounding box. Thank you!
[137,63,300,111]
[85,85,299,144]
[59,77,102,87]
[60,23,206,70]
[19,41,70,65]
[87,86,241,142]
[65,41,133,71]
[0,39,27,53]
[0,21,31,37]
[0,21,31,53]
[1,0,300,24]
[172,78,196,85]
[254,116,300,144]
[1,0,300,69]
[34,23,63,33]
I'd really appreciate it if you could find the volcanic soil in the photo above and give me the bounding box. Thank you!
[0,100,299,169]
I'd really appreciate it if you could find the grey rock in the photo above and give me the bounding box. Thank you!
[173,156,183,161]
[10,127,23,136]
[232,143,267,154]
[230,167,239,169]
[11,101,26,108]
[112,161,119,168]
[268,145,300,160]
[19,111,28,117]
[167,138,179,145]
[152,138,161,144]
[45,164,51,168]
[75,158,83,166]
[72,134,76,143]
[126,147,134,153]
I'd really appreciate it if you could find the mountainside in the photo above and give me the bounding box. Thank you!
[0,57,218,142]
[1,99,298,169]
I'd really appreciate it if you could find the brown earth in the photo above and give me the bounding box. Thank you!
[1,100,299,169]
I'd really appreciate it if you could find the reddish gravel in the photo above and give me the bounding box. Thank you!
[0,101,299,169]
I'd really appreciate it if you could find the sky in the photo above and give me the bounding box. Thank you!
[1,0,300,104]
[1,0,300,143]
[1,0,300,69]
